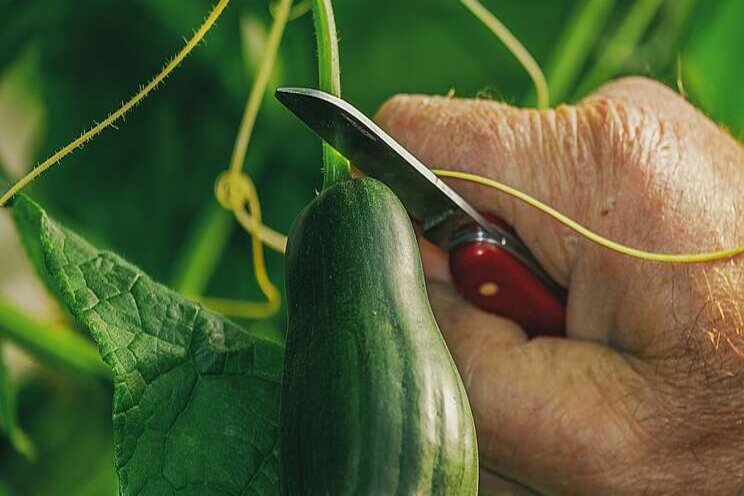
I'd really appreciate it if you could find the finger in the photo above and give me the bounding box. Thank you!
[479,469,539,496]
[586,77,744,182]
[377,77,744,352]
[378,90,604,344]
[375,77,736,288]
[418,237,451,283]
[427,280,526,349]
[427,281,659,494]
[377,91,601,286]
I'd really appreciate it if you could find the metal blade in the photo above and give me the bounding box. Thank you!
[276,87,503,248]
[274,87,563,291]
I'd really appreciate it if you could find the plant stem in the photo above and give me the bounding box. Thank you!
[638,0,694,72]
[0,0,232,207]
[574,0,664,98]
[312,0,351,189]
[432,168,744,263]
[462,0,549,109]
[0,299,110,380]
[0,182,8,206]
[541,0,616,105]
[171,143,289,297]
[172,200,233,295]
[228,0,291,176]
[172,0,292,296]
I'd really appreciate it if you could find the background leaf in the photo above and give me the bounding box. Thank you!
[0,375,117,496]
[684,0,744,137]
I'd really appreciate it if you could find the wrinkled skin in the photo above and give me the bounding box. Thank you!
[376,77,744,495]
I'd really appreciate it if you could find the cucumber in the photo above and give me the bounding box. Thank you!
[281,178,478,495]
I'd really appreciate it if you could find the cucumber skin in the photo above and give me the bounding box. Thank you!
[281,178,478,495]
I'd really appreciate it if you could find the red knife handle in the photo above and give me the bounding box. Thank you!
[449,230,566,338]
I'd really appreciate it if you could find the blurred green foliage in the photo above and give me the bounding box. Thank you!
[0,0,741,493]
[685,0,744,137]
[1,375,116,495]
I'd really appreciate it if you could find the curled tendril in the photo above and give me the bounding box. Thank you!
[201,171,282,320]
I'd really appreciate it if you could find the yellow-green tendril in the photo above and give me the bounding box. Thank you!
[205,0,293,320]
[461,0,549,109]
[0,0,231,207]
[208,171,281,319]
[433,169,743,263]
[228,0,290,177]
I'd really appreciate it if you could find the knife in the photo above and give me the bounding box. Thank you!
[276,87,566,337]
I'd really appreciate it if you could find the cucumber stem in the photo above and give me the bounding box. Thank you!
[311,0,351,189]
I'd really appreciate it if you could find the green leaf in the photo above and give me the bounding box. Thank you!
[0,0,64,77]
[13,196,283,495]
[0,341,36,460]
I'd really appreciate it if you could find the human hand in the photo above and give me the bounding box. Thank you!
[377,77,744,495]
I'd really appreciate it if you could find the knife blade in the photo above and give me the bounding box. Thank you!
[275,87,556,285]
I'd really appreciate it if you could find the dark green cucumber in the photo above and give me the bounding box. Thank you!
[281,178,478,495]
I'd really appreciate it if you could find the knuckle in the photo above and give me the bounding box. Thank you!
[594,76,678,101]
[578,96,683,203]
[375,94,418,131]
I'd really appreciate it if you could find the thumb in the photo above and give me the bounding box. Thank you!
[426,281,657,494]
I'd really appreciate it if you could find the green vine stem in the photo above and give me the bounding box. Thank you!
[172,1,290,296]
[634,0,694,73]
[0,0,231,207]
[0,298,110,380]
[174,0,349,295]
[312,0,351,189]
[541,0,616,105]
[172,202,233,295]
[574,0,664,98]
[462,0,549,109]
